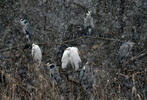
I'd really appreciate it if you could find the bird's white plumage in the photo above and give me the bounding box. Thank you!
[32,43,42,65]
[61,47,81,71]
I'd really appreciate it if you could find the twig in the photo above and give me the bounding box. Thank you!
[131,50,147,61]
[0,46,19,52]
[0,89,9,99]
[2,24,11,45]
[135,69,147,75]
[73,2,88,12]
[116,73,129,79]
[0,36,124,52]
[0,70,31,97]
[60,35,124,45]
[123,50,147,65]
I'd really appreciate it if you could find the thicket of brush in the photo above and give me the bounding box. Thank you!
[0,0,146,100]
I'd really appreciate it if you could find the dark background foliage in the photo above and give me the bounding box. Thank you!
[0,0,146,100]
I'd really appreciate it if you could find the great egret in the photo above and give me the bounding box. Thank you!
[31,43,42,66]
[61,47,82,71]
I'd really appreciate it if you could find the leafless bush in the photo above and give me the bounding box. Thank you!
[0,0,146,100]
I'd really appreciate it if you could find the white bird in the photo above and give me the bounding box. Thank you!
[61,47,82,71]
[20,19,32,42]
[31,43,42,66]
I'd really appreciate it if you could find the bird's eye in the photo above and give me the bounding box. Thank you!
[50,65,55,69]
[24,20,28,24]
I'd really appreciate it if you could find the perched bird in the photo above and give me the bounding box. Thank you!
[47,63,61,87]
[141,0,147,11]
[20,19,32,42]
[31,43,42,66]
[63,24,75,41]
[84,11,94,35]
[76,25,84,37]
[79,65,86,85]
[61,47,82,71]
[118,41,135,64]
[79,62,89,85]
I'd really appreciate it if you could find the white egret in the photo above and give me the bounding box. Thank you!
[31,43,42,66]
[61,47,82,71]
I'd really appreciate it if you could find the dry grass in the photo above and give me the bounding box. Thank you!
[0,0,146,99]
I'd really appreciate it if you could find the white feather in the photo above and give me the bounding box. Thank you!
[32,43,42,65]
[61,47,81,71]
